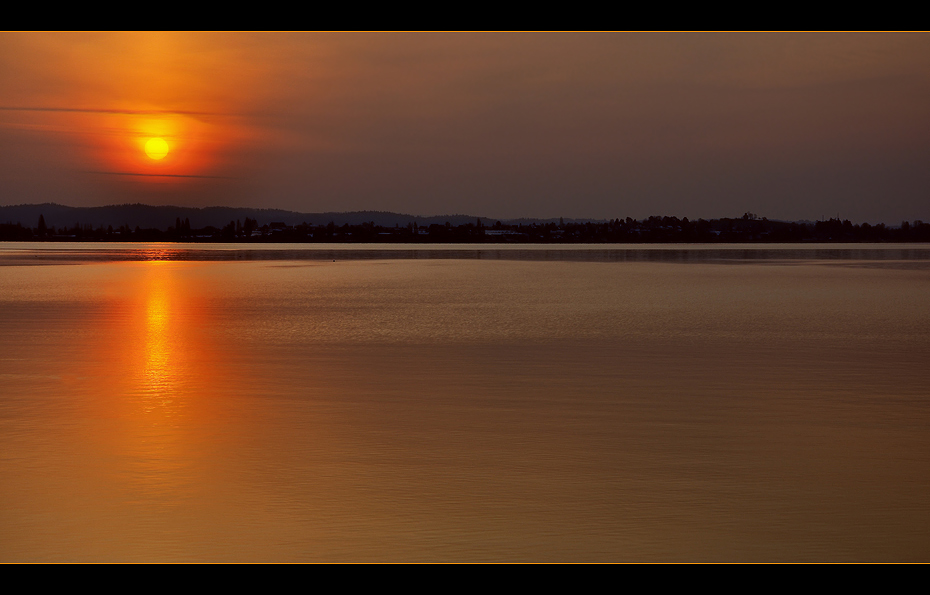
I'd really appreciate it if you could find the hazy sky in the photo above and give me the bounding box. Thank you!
[1,32,928,222]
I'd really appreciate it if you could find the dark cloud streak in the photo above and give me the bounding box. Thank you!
[84,170,232,179]
[0,106,220,116]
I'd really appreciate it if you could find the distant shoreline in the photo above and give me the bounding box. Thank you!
[3,217,929,244]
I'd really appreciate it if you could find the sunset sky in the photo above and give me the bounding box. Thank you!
[1,32,928,222]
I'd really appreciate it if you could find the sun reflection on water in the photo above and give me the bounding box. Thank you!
[142,246,182,261]
[116,260,219,503]
[142,263,176,413]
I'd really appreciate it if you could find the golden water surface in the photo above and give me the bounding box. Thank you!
[1,245,929,561]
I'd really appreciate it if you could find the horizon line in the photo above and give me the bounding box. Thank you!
[1,203,919,226]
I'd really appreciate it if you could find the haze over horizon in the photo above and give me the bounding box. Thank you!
[2,33,928,224]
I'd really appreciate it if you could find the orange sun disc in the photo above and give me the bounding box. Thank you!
[144,137,169,160]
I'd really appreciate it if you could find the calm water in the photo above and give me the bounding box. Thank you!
[1,243,929,561]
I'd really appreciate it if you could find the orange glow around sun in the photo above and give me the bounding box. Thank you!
[87,111,222,178]
[4,33,274,184]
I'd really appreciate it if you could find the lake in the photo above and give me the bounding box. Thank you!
[1,243,929,561]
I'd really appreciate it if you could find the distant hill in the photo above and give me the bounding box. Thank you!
[0,203,597,230]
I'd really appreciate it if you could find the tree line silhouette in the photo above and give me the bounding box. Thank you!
[3,212,929,243]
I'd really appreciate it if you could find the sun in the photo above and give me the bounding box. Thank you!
[144,137,170,160]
